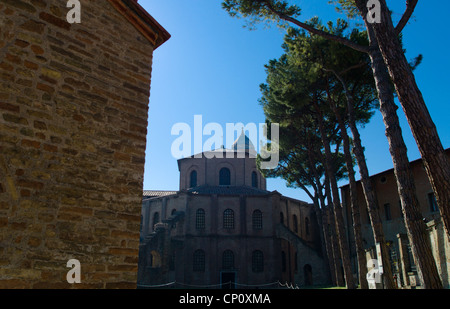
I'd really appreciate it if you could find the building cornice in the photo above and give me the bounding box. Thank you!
[107,0,170,49]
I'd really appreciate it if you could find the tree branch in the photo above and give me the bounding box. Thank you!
[337,62,366,76]
[262,0,370,53]
[297,181,315,201]
[395,0,419,35]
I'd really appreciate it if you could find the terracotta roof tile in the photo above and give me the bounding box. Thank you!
[143,190,177,198]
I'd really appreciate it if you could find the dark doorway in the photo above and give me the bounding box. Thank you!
[304,264,313,286]
[221,272,236,289]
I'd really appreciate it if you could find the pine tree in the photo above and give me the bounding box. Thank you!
[222,0,444,289]
[258,27,382,287]
[354,0,450,249]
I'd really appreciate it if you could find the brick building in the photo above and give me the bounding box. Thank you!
[0,0,169,288]
[138,133,329,288]
[340,149,450,288]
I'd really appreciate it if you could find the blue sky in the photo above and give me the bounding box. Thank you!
[140,0,450,203]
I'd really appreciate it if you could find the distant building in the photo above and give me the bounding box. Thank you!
[138,132,329,288]
[340,148,450,288]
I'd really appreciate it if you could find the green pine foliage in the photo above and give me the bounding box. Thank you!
[257,20,378,200]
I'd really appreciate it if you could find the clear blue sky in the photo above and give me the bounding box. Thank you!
[140,0,450,203]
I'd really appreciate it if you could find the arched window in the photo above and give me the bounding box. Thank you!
[251,171,258,188]
[222,250,234,270]
[305,217,310,235]
[223,209,234,229]
[150,250,161,268]
[252,250,264,273]
[280,212,284,224]
[293,215,298,233]
[152,212,159,231]
[190,170,197,188]
[196,208,205,230]
[171,209,177,228]
[193,249,205,272]
[252,210,263,230]
[219,167,231,186]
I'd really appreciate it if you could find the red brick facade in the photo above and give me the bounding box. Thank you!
[0,0,169,288]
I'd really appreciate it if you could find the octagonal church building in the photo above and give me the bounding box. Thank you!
[138,132,329,288]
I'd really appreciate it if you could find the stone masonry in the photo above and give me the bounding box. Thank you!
[0,0,169,288]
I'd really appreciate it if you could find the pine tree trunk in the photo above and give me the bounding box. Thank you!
[308,187,332,284]
[356,0,450,246]
[308,152,337,286]
[321,203,338,286]
[312,195,334,285]
[347,110,397,289]
[311,195,328,258]
[314,101,356,289]
[329,70,397,289]
[369,47,443,289]
[324,175,345,287]
[326,198,345,287]
[329,99,368,289]
[361,21,443,289]
[327,154,357,290]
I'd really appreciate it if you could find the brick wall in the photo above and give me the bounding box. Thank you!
[341,150,450,250]
[178,152,267,190]
[340,150,450,287]
[0,0,168,288]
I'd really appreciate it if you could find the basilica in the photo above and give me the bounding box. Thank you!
[137,132,329,288]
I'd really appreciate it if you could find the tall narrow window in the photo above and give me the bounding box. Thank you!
[252,210,263,230]
[196,208,205,230]
[251,171,258,188]
[294,252,298,273]
[190,170,197,188]
[223,209,234,229]
[281,251,287,272]
[222,250,234,270]
[305,217,310,235]
[428,193,438,212]
[384,203,392,221]
[152,212,159,231]
[280,212,284,224]
[293,215,298,233]
[169,252,176,271]
[219,168,231,186]
[171,209,177,228]
[193,250,205,272]
[252,250,264,273]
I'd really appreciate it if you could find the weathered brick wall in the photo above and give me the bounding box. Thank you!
[0,0,166,288]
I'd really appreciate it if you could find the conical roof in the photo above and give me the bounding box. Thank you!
[231,129,256,151]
